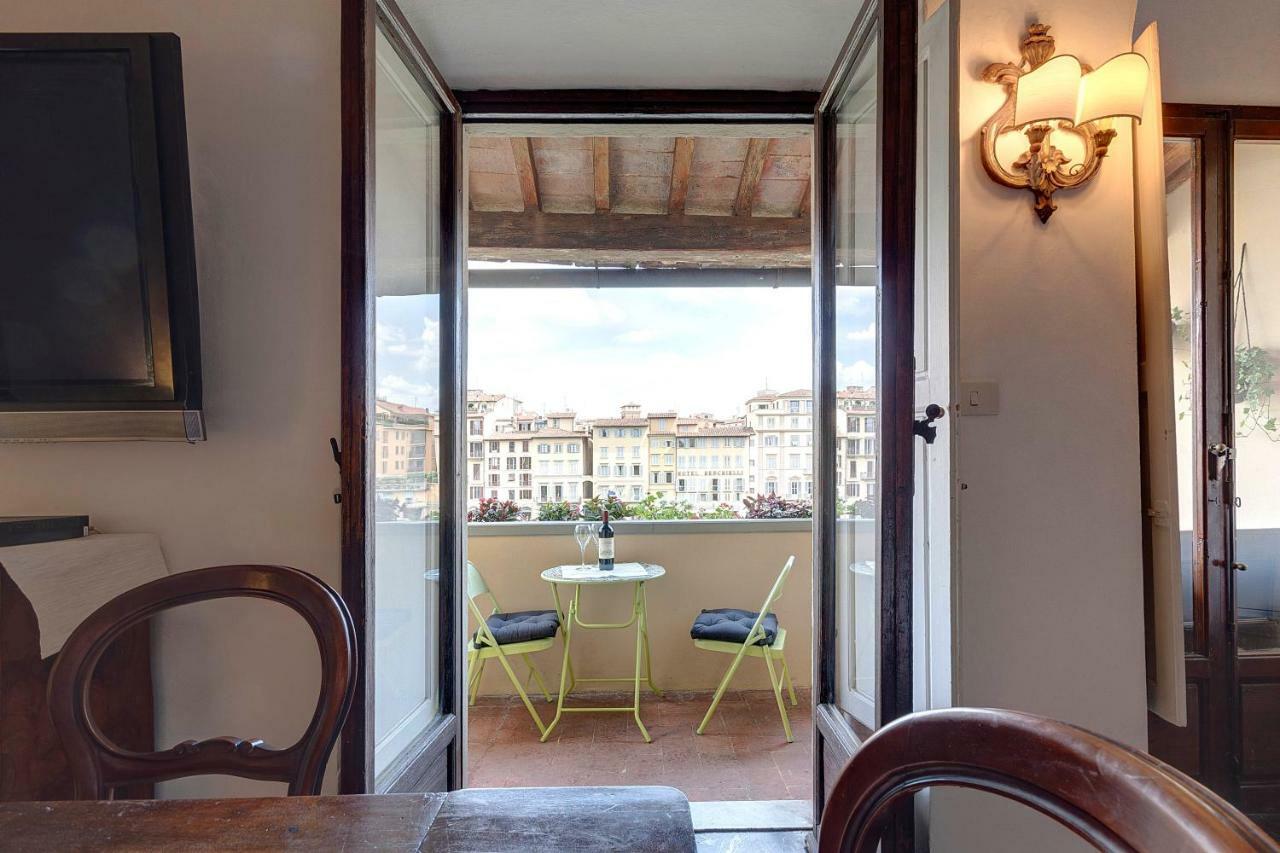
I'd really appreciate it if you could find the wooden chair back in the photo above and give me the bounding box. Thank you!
[47,564,357,799]
[817,707,1279,852]
[743,555,795,646]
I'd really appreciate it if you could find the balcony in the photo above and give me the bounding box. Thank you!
[465,519,813,803]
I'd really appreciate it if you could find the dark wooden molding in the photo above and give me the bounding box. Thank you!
[468,209,811,255]
[818,708,1278,852]
[456,89,819,122]
[339,0,374,796]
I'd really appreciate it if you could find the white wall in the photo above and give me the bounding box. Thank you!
[0,0,342,797]
[1135,0,1280,106]
[397,0,854,90]
[933,0,1149,849]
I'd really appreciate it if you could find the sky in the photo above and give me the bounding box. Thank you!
[374,269,877,418]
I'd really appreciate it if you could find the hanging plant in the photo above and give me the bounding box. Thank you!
[1233,244,1280,441]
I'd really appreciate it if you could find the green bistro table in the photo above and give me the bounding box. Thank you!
[539,562,665,742]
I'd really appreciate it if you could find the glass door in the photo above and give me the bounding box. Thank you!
[1230,129,1280,819]
[341,0,464,794]
[1153,108,1280,825]
[813,0,918,832]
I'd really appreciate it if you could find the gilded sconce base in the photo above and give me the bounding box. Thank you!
[980,24,1118,223]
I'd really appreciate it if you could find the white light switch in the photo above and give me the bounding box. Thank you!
[959,381,999,415]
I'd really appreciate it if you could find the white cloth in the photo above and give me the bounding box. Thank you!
[0,533,169,658]
[560,562,649,580]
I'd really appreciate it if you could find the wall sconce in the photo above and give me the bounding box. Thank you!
[981,24,1150,222]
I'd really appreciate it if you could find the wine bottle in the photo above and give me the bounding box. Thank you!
[598,509,615,570]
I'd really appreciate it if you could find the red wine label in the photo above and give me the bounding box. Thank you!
[598,539,615,560]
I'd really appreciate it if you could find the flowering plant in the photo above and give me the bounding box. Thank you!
[467,497,523,522]
[743,493,812,519]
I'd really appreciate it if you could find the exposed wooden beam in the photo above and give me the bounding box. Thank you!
[592,137,611,212]
[469,210,809,255]
[1164,142,1194,194]
[510,137,541,211]
[734,138,770,217]
[798,175,811,218]
[668,137,694,214]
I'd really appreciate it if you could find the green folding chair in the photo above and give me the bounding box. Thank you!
[690,555,798,741]
[465,561,558,735]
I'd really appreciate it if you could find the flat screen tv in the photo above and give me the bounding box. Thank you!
[0,34,203,441]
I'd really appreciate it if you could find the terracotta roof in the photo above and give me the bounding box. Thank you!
[377,399,430,416]
[546,411,576,418]
[530,428,587,439]
[467,391,505,402]
[646,411,678,417]
[690,426,753,437]
[591,418,649,428]
[837,386,876,399]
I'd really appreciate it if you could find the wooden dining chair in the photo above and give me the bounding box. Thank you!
[817,707,1279,852]
[47,564,357,800]
[691,555,797,741]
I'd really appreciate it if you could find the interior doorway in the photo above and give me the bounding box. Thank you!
[456,125,817,811]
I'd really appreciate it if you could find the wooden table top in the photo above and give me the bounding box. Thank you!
[0,786,697,852]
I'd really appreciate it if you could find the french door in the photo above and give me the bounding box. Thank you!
[1150,105,1280,830]
[812,0,919,836]
[339,0,465,794]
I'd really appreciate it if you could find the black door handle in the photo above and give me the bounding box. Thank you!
[913,404,946,445]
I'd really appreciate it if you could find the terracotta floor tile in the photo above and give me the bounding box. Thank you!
[466,690,812,803]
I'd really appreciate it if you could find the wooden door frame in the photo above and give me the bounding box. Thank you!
[1155,103,1280,814]
[339,0,465,795]
[812,0,918,843]
[342,29,819,795]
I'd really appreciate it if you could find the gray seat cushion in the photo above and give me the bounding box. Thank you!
[690,608,778,646]
[477,609,559,646]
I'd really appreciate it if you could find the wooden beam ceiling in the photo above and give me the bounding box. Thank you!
[467,133,812,267]
[592,137,611,212]
[668,137,694,214]
[734,138,770,217]
[510,137,541,211]
[469,210,810,268]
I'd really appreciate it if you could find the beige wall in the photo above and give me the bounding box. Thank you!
[1134,0,1280,107]
[466,524,812,695]
[933,0,1149,849]
[0,0,341,797]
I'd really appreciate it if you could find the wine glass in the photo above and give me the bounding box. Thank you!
[573,523,592,568]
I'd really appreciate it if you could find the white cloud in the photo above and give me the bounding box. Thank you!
[378,374,439,408]
[468,286,812,416]
[838,359,875,388]
[846,322,876,342]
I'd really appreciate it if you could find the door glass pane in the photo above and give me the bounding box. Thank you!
[1233,139,1280,655]
[1165,137,1199,654]
[833,35,880,727]
[372,28,443,778]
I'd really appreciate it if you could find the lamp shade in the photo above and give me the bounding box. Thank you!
[1013,51,1150,127]
[1077,52,1150,125]
[1013,54,1083,127]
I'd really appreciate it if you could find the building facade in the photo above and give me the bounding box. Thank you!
[375,399,439,520]
[746,389,815,499]
[591,411,649,503]
[462,388,876,517]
